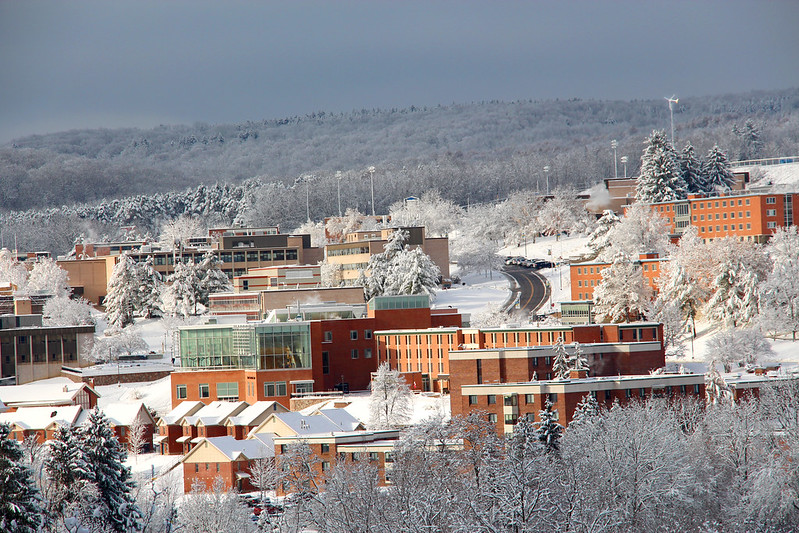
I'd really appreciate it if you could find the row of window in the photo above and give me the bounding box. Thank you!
[397,361,446,373]
[174,380,297,399]
[699,223,755,233]
[576,262,658,276]
[327,246,370,257]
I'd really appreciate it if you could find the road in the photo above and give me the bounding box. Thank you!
[502,265,550,316]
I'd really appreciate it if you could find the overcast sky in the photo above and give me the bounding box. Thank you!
[1,0,798,143]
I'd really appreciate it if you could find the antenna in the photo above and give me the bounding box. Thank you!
[665,95,679,147]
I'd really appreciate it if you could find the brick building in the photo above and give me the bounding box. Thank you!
[181,434,275,493]
[156,400,205,455]
[171,295,463,409]
[569,253,667,301]
[375,322,663,394]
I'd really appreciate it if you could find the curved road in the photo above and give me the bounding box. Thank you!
[502,265,550,316]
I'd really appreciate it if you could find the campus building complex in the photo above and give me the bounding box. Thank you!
[569,252,667,302]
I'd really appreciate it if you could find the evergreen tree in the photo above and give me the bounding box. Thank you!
[390,247,441,298]
[161,259,201,317]
[703,145,735,192]
[593,255,653,323]
[679,142,706,194]
[705,364,732,406]
[79,408,141,532]
[135,256,163,319]
[761,226,799,340]
[534,401,563,455]
[570,341,588,372]
[635,130,687,203]
[552,337,570,380]
[0,423,45,533]
[44,424,92,517]
[197,251,232,305]
[571,394,601,424]
[706,257,760,328]
[363,230,407,300]
[587,210,620,256]
[104,253,139,328]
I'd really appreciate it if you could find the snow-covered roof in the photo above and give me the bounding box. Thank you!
[161,401,205,425]
[227,401,284,427]
[0,379,99,408]
[184,401,247,426]
[0,405,86,431]
[103,401,154,426]
[316,409,362,432]
[193,435,274,461]
[269,411,352,436]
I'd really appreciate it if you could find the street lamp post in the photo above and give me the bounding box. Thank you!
[543,166,550,196]
[611,139,618,178]
[335,171,343,216]
[620,156,628,178]
[367,166,376,216]
[304,175,312,222]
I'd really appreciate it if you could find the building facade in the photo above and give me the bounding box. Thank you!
[569,253,667,302]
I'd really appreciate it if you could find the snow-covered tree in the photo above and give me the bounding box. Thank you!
[679,141,706,194]
[388,246,441,298]
[469,302,511,328]
[600,202,671,261]
[135,256,163,319]
[587,209,620,256]
[706,255,761,328]
[162,259,201,317]
[25,257,70,297]
[368,362,413,430]
[705,364,732,406]
[733,119,763,160]
[635,130,686,203]
[593,255,653,323]
[657,261,703,338]
[760,226,799,340]
[0,423,45,533]
[703,145,735,192]
[571,394,600,424]
[159,215,205,257]
[570,341,588,372]
[43,295,95,326]
[388,190,462,238]
[91,326,148,362]
[552,337,570,380]
[293,219,328,248]
[197,252,232,306]
[647,297,686,357]
[705,327,775,372]
[177,478,254,533]
[104,253,139,328]
[362,229,406,299]
[537,187,592,236]
[535,401,563,455]
[0,248,28,290]
[325,208,382,243]
[79,408,141,531]
[44,424,92,518]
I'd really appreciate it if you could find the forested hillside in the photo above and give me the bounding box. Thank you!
[1,88,798,254]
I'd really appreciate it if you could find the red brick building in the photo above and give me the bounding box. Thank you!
[182,434,275,493]
[569,253,667,301]
[376,322,664,393]
[156,400,205,455]
[171,295,463,409]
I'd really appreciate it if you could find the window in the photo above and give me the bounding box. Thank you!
[767,197,776,204]
[350,330,358,340]
[351,349,359,359]
[605,390,612,401]
[625,389,632,398]
[321,443,330,453]
[322,352,330,374]
[487,413,497,423]
[195,464,199,473]
[264,381,287,397]
[548,392,558,403]
[322,461,330,471]
[176,385,187,399]
[199,384,210,398]
[364,330,373,340]
[468,395,478,405]
[768,221,777,229]
[525,393,535,404]
[767,209,777,217]
[280,444,288,454]
[364,348,372,359]
[487,394,497,405]
[323,331,332,342]
[639,388,646,398]
[217,382,239,400]
[694,384,701,394]
[295,382,313,394]
[504,414,518,425]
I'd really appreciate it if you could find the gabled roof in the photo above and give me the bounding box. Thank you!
[0,405,86,431]
[183,435,274,463]
[0,379,99,408]
[103,401,156,427]
[226,401,287,427]
[316,409,363,432]
[160,401,205,425]
[184,401,248,427]
[250,411,349,438]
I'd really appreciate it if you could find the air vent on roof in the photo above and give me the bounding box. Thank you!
[50,411,57,418]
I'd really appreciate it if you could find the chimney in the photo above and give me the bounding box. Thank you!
[569,369,588,379]
[13,297,32,316]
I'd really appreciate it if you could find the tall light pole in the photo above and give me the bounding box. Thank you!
[367,166,376,216]
[620,156,628,179]
[665,95,679,147]
[301,174,313,222]
[611,139,618,178]
[543,166,550,196]
[335,170,343,216]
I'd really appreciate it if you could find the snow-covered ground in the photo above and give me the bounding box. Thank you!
[434,269,511,316]
[739,161,799,188]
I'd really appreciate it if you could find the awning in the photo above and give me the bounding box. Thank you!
[190,437,203,444]
[289,379,315,385]
[235,472,251,479]
[176,436,191,443]
[153,435,168,443]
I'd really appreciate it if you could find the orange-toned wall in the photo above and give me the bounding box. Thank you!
[569,259,664,301]
[57,257,116,306]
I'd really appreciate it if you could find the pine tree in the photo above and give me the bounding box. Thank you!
[79,408,141,532]
[552,337,570,380]
[136,256,163,319]
[390,247,441,298]
[0,423,45,532]
[587,210,620,256]
[635,130,687,203]
[534,401,563,455]
[161,259,201,317]
[705,364,732,406]
[679,142,706,194]
[593,255,653,323]
[706,257,760,328]
[570,341,588,372]
[105,253,139,328]
[364,230,407,299]
[44,424,92,516]
[703,145,735,192]
[197,251,232,306]
[571,394,600,424]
